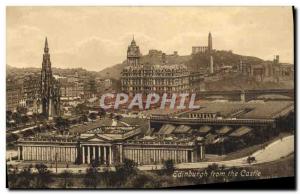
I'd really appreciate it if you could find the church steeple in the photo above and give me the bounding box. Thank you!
[44,37,49,53]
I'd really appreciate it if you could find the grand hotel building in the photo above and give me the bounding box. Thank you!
[121,38,190,95]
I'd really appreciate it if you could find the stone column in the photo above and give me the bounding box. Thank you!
[136,149,139,164]
[49,147,52,161]
[191,151,194,162]
[34,146,36,160]
[33,146,35,160]
[98,146,101,164]
[31,146,33,160]
[23,147,26,160]
[38,146,40,161]
[87,146,90,164]
[93,146,96,160]
[59,147,61,162]
[200,146,203,160]
[67,147,70,162]
[82,146,85,164]
[120,145,123,163]
[44,147,47,161]
[41,147,44,161]
[134,149,136,162]
[51,147,54,161]
[185,150,188,162]
[28,146,31,160]
[75,148,78,162]
[17,146,20,161]
[104,146,107,164]
[109,146,112,165]
[68,148,71,162]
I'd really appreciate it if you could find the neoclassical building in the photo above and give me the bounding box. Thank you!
[121,38,190,95]
[17,126,204,165]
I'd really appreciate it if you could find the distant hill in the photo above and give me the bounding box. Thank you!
[6,65,99,78]
[186,50,264,71]
[97,62,126,78]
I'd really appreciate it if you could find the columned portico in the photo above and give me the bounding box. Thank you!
[81,145,113,165]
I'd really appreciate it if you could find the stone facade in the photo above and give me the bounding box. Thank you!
[121,38,190,95]
[17,126,204,165]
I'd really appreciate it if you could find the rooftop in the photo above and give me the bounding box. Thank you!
[182,100,294,119]
[229,126,252,137]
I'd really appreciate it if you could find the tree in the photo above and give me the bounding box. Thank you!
[34,163,53,188]
[80,114,88,123]
[37,113,46,122]
[114,114,123,121]
[17,106,28,115]
[54,117,70,131]
[161,159,175,175]
[247,156,256,164]
[60,170,73,188]
[7,165,18,188]
[83,166,100,188]
[88,112,97,120]
[32,113,38,124]
[21,115,29,124]
[115,158,138,185]
[13,165,34,188]
[75,103,89,115]
[12,112,22,126]
[6,110,12,122]
[98,108,106,117]
[125,172,161,188]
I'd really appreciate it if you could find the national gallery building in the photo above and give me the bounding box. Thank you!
[17,125,205,165]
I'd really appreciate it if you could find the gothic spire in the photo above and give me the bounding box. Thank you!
[44,37,49,53]
[131,34,136,45]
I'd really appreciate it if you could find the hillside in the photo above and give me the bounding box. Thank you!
[6,65,98,78]
[186,50,264,71]
[205,73,294,91]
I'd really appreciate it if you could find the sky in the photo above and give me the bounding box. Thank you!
[6,6,294,71]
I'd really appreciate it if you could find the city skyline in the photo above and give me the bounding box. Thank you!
[7,6,293,71]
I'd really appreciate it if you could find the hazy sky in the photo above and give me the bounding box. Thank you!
[7,6,293,71]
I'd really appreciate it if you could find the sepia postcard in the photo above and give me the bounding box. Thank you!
[6,6,295,189]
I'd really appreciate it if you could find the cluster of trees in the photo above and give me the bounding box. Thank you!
[8,163,53,188]
[8,159,266,189]
[6,107,50,129]
[7,159,176,189]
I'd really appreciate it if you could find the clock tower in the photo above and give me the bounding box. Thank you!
[127,36,141,66]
